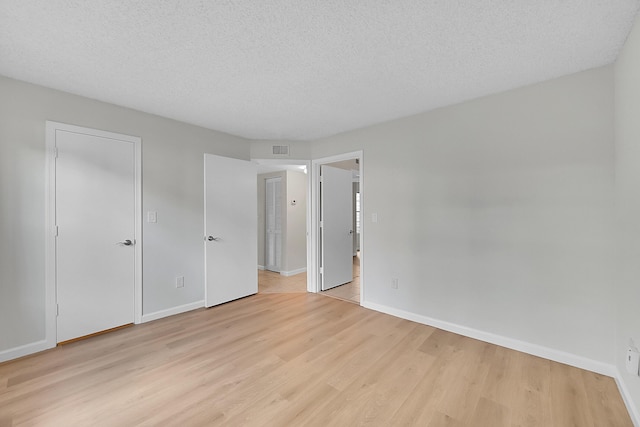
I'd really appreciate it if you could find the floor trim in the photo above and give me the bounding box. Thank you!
[141,300,204,323]
[57,324,133,346]
[281,267,306,277]
[362,300,617,377]
[616,369,640,427]
[0,339,51,364]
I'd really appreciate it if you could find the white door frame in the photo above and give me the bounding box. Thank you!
[311,150,364,304]
[45,121,142,350]
[252,159,313,292]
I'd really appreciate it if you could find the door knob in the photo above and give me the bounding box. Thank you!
[207,236,221,241]
[118,239,133,246]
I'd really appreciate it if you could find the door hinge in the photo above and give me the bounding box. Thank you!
[53,147,58,159]
[319,266,324,274]
[319,220,323,228]
[54,225,59,237]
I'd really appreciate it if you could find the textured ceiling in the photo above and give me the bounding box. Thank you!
[1,1,639,141]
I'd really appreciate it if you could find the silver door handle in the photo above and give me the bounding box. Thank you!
[207,236,221,241]
[117,239,133,246]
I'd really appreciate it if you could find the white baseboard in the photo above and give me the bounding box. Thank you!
[615,369,640,427]
[258,266,306,277]
[281,267,306,277]
[258,265,307,276]
[141,300,204,323]
[1,300,205,362]
[362,301,616,377]
[0,339,53,363]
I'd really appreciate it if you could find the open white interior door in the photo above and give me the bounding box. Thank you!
[204,154,257,307]
[321,165,354,291]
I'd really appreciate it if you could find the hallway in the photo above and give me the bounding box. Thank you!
[258,252,360,304]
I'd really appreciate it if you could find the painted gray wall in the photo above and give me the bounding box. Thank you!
[614,13,640,414]
[311,66,616,364]
[0,76,249,353]
[0,61,624,389]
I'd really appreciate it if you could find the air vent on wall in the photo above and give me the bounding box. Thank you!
[272,145,290,156]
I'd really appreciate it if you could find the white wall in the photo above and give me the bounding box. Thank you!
[285,170,307,273]
[614,12,640,418]
[0,75,250,355]
[250,140,313,161]
[311,66,616,366]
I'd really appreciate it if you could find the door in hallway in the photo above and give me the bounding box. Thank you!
[320,165,354,290]
[265,177,282,272]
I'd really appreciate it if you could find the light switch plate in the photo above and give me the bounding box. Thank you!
[147,211,157,223]
[627,348,640,375]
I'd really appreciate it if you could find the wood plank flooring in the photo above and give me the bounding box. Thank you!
[259,251,360,303]
[258,270,307,294]
[0,293,632,426]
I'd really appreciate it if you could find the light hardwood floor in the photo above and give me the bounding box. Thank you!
[259,267,360,304]
[259,252,360,304]
[0,293,632,426]
[258,269,307,294]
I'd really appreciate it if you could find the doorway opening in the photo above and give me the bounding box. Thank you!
[312,151,363,305]
[254,159,311,295]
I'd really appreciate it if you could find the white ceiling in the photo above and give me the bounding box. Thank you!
[1,1,638,141]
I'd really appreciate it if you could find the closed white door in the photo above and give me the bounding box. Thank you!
[321,165,353,290]
[55,128,136,343]
[204,154,257,307]
[265,177,282,272]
